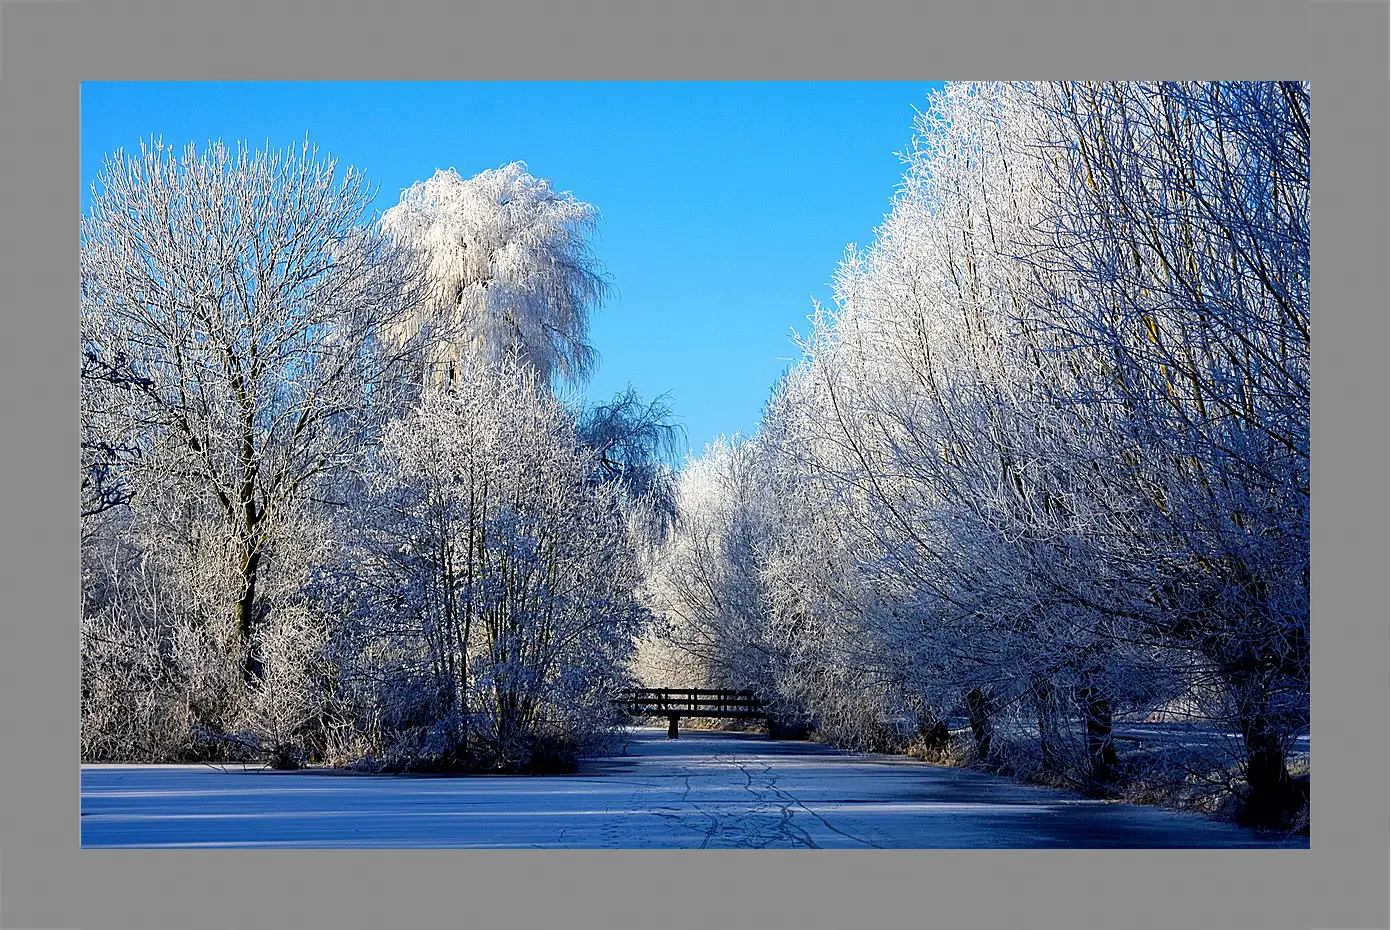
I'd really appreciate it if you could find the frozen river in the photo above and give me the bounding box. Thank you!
[81,727,1305,848]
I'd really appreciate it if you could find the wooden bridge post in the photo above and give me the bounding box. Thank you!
[667,714,680,739]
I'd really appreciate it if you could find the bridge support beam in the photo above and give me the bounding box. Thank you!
[667,715,680,739]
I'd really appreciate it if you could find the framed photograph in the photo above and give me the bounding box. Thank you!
[80,80,1309,852]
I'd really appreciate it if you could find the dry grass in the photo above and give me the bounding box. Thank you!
[905,731,972,767]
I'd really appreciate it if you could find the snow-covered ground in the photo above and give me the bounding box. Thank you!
[81,727,1305,848]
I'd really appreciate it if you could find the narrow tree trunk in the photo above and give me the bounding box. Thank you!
[1079,685,1118,794]
[236,541,264,683]
[1034,676,1060,773]
[234,400,264,684]
[965,688,993,762]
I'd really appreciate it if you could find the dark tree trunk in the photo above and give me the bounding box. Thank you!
[1231,667,1299,827]
[236,542,265,683]
[1034,677,1060,773]
[1079,685,1118,794]
[965,688,993,762]
[1240,721,1296,827]
[231,389,266,685]
[916,711,949,752]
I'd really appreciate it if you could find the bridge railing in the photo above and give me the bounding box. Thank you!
[614,688,763,717]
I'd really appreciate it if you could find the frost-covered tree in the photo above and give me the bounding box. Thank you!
[1020,80,1310,821]
[81,143,655,774]
[81,137,430,687]
[650,82,1308,824]
[379,163,607,389]
[642,438,779,694]
[319,357,647,770]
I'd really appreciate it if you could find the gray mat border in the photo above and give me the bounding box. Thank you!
[1,1,1383,928]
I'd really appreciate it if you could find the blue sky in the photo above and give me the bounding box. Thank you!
[81,81,946,460]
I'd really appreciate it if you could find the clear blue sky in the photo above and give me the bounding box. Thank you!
[81,81,946,461]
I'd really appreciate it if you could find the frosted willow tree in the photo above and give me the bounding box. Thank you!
[320,357,647,770]
[81,138,429,690]
[378,163,606,389]
[379,163,682,551]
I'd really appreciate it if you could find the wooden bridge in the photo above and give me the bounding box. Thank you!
[615,688,764,738]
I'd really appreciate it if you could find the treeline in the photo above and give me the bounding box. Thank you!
[80,152,678,773]
[642,82,1309,828]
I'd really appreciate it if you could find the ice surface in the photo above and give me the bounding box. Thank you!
[81,728,1306,848]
